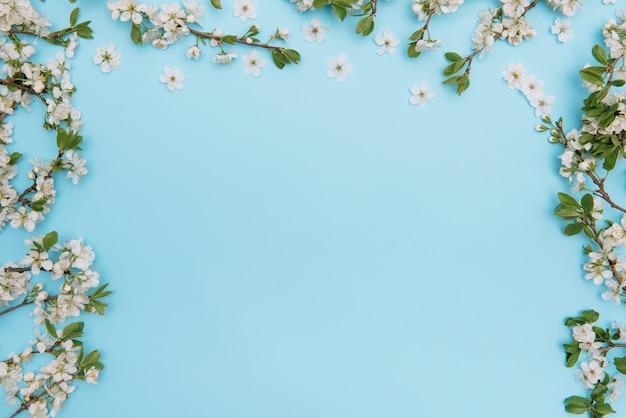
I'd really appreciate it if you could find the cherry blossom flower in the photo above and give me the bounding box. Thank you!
[375,30,399,55]
[159,67,185,91]
[302,18,328,43]
[326,54,352,82]
[93,44,121,73]
[409,83,435,107]
[551,18,573,43]
[242,49,267,77]
[234,0,257,22]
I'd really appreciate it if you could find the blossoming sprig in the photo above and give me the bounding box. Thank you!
[1,321,104,418]
[443,1,544,95]
[292,0,378,36]
[407,0,463,58]
[5,7,93,49]
[0,231,109,417]
[563,310,626,417]
[0,231,111,323]
[0,4,91,233]
[189,24,301,69]
[532,42,626,305]
[109,1,300,69]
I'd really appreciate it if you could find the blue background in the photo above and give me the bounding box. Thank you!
[1,1,626,417]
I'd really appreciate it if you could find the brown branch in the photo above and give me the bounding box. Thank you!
[188,28,280,51]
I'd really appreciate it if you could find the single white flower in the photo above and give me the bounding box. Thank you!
[551,18,573,43]
[375,30,399,55]
[234,0,257,22]
[302,18,328,43]
[93,44,121,73]
[409,83,435,107]
[242,49,267,77]
[326,54,352,82]
[501,63,527,90]
[186,45,201,60]
[530,93,554,117]
[159,67,185,91]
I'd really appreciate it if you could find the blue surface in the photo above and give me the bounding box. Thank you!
[1,1,625,417]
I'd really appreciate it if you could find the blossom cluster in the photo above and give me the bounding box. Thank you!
[0,1,92,233]
[0,232,110,417]
[108,0,299,71]
[563,311,625,416]
[408,0,464,56]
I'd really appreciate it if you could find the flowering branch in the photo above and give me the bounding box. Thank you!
[109,0,300,69]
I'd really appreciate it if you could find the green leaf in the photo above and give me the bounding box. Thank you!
[444,52,463,62]
[565,222,585,236]
[611,79,625,87]
[8,152,22,165]
[62,321,84,340]
[443,59,465,77]
[270,50,285,69]
[210,0,221,8]
[564,396,590,414]
[331,3,347,21]
[355,16,374,36]
[75,23,93,39]
[592,45,608,65]
[312,0,328,8]
[593,403,616,416]
[81,350,101,368]
[614,357,626,374]
[581,310,600,323]
[42,231,58,250]
[580,66,607,86]
[581,194,594,214]
[603,147,619,171]
[45,319,58,339]
[456,75,470,95]
[557,192,581,209]
[407,42,420,58]
[566,350,581,368]
[283,49,301,64]
[408,29,424,41]
[31,199,47,212]
[130,23,142,44]
[69,7,79,26]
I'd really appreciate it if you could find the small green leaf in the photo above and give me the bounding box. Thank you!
[443,59,465,77]
[62,321,84,340]
[407,42,420,58]
[581,310,600,323]
[564,396,590,414]
[355,16,374,36]
[593,403,616,416]
[456,74,470,95]
[603,147,619,171]
[8,152,22,165]
[565,222,585,236]
[69,7,79,26]
[444,52,463,62]
[580,66,607,86]
[130,23,142,44]
[210,0,221,9]
[45,319,58,339]
[557,192,581,209]
[581,194,594,214]
[331,3,347,21]
[592,45,608,65]
[42,231,58,250]
[408,29,423,41]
